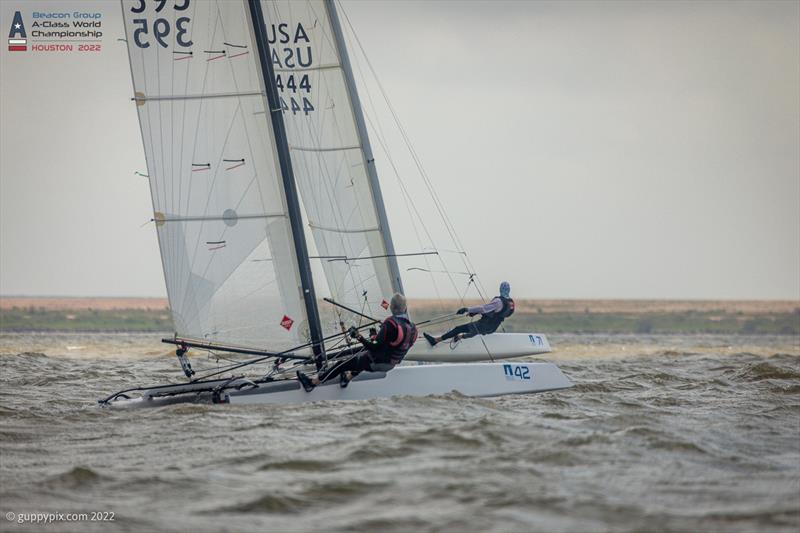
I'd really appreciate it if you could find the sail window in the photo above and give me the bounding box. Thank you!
[222,209,239,227]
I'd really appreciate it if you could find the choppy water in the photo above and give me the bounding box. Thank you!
[1,332,798,532]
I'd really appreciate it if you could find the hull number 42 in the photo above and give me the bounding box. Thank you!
[503,364,531,381]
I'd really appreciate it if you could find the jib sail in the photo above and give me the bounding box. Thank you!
[260,0,403,332]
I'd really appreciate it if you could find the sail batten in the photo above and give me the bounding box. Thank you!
[157,213,287,223]
[289,144,361,152]
[274,63,341,73]
[308,223,380,234]
[134,90,265,102]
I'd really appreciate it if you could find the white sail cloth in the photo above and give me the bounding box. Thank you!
[261,0,397,331]
[122,0,310,349]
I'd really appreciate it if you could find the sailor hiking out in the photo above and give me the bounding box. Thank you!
[297,293,418,392]
[424,281,515,346]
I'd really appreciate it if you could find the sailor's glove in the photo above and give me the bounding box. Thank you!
[456,307,468,315]
[347,326,360,339]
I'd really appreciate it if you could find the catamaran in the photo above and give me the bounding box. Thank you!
[100,0,572,407]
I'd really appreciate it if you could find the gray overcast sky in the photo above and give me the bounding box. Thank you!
[1,0,798,300]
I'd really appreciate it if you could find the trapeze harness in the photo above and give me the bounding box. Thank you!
[475,296,515,334]
[368,315,418,371]
[311,316,419,386]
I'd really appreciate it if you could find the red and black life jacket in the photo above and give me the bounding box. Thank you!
[477,296,515,332]
[383,315,418,365]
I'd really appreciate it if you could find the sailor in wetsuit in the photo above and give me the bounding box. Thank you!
[423,281,515,346]
[297,293,418,391]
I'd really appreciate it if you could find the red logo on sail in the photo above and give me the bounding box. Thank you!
[280,315,294,331]
[381,299,389,310]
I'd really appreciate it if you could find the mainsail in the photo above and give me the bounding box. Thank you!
[122,0,314,350]
[260,0,403,330]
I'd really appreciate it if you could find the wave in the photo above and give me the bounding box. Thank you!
[541,412,578,419]
[657,350,699,357]
[571,381,622,393]
[213,493,308,514]
[619,370,684,384]
[769,383,800,395]
[614,426,708,454]
[300,479,389,502]
[344,516,429,532]
[44,466,105,489]
[0,352,50,359]
[525,449,582,466]
[258,459,338,472]
[728,361,800,382]
[215,480,387,514]
[558,433,612,447]
[0,405,19,417]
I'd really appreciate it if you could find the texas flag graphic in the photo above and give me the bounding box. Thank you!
[8,11,27,52]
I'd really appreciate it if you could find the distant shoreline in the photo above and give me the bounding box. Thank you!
[0,297,169,311]
[2,296,798,314]
[1,296,797,335]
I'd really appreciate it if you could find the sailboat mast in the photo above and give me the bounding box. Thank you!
[248,0,325,356]
[325,0,405,295]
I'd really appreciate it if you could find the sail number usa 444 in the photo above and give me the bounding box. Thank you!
[276,74,314,116]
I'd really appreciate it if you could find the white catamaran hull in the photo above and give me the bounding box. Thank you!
[105,362,571,408]
[406,333,551,362]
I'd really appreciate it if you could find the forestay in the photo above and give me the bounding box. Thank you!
[122,0,311,350]
[260,0,400,332]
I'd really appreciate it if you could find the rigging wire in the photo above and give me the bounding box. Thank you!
[336,0,490,305]
[336,4,477,263]
[339,20,444,304]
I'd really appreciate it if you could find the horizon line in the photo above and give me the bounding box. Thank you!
[1,294,798,304]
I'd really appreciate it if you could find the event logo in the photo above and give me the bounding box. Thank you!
[5,9,103,54]
[8,11,27,51]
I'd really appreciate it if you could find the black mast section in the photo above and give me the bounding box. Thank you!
[248,0,324,356]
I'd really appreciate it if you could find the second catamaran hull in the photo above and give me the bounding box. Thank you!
[405,333,552,363]
[105,362,572,408]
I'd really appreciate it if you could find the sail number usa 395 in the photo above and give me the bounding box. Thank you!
[129,0,192,49]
